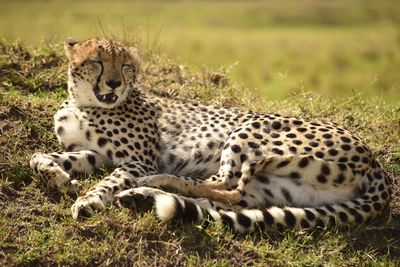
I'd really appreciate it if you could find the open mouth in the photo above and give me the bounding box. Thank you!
[94,88,118,104]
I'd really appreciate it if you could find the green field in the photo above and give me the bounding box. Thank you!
[1,1,400,266]
[0,0,399,100]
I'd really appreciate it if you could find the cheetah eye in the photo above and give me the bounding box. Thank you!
[122,64,135,69]
[88,60,102,65]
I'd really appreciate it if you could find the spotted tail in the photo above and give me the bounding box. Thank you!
[155,167,392,232]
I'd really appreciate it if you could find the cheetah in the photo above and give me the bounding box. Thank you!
[30,37,392,232]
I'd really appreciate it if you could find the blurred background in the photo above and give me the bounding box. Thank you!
[0,0,399,101]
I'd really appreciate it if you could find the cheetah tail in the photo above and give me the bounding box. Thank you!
[155,168,392,232]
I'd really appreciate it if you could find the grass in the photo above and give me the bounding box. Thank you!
[0,0,399,100]
[0,39,400,266]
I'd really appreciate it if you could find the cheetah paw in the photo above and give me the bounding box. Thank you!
[30,152,81,193]
[115,187,156,211]
[71,195,105,219]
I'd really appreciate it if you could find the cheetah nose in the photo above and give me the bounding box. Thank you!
[105,79,122,89]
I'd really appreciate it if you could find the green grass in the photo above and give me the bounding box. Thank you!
[0,40,399,266]
[0,0,399,100]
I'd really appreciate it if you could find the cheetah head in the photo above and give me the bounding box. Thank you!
[64,37,140,108]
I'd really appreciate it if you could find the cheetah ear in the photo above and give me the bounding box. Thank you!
[64,38,79,60]
[128,47,140,60]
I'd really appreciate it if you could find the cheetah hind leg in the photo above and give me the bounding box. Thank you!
[134,173,244,205]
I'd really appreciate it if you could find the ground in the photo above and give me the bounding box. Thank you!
[0,41,399,266]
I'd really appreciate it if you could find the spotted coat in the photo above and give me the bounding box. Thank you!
[30,38,392,232]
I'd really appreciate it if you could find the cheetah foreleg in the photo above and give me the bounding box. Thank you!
[71,161,157,219]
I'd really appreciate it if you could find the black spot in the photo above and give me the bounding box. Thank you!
[231,145,241,153]
[182,200,200,222]
[315,208,327,216]
[270,133,280,138]
[322,133,332,139]
[129,170,139,177]
[237,213,252,228]
[85,130,91,140]
[354,213,363,224]
[221,214,234,229]
[325,205,336,212]
[272,148,284,155]
[63,160,72,171]
[317,175,327,183]
[338,212,348,222]
[305,209,316,221]
[134,142,141,150]
[373,172,382,179]
[238,133,248,139]
[115,151,124,158]
[304,146,312,152]
[263,188,273,198]
[315,151,324,158]
[273,141,283,146]
[340,136,351,143]
[107,150,113,159]
[315,219,325,227]
[321,164,330,175]
[248,142,259,149]
[286,133,296,138]
[87,154,96,166]
[341,144,351,151]
[57,126,64,135]
[251,122,261,129]
[262,210,275,225]
[284,210,296,228]
[356,146,365,153]
[297,127,307,132]
[293,140,302,145]
[298,157,309,168]
[271,121,281,130]
[240,154,248,163]
[253,133,263,139]
[328,149,338,156]
[255,174,269,183]
[325,140,334,147]
[309,141,318,147]
[300,219,310,228]
[97,137,108,147]
[276,160,290,168]
[334,174,345,184]
[238,200,248,207]
[289,172,300,179]
[293,120,303,125]
[281,188,293,203]
[361,204,371,212]
[373,203,382,211]
[305,134,315,139]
